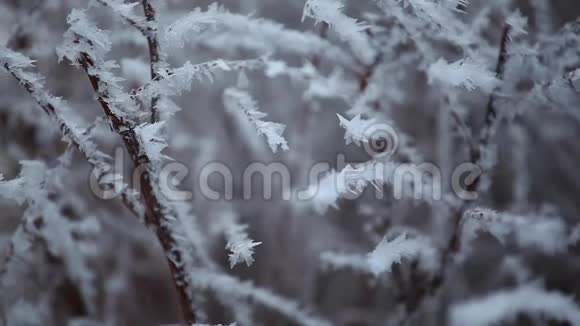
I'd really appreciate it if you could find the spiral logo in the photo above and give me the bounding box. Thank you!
[363,123,399,158]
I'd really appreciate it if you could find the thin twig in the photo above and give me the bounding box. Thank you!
[141,0,162,123]
[445,23,512,262]
[481,23,511,146]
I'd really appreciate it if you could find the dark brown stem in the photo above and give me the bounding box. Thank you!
[141,0,162,123]
[481,23,511,145]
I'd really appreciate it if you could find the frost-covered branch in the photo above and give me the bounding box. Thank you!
[165,4,353,66]
[135,57,267,101]
[321,231,439,276]
[367,232,439,275]
[57,9,199,322]
[450,285,580,326]
[481,23,513,145]
[427,58,499,93]
[223,87,289,153]
[460,207,568,255]
[95,0,150,37]
[0,162,101,319]
[140,0,164,122]
[301,160,388,213]
[219,213,261,269]
[191,269,332,326]
[0,47,104,164]
[302,0,374,64]
[0,46,143,216]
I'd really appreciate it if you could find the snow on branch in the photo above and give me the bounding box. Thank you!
[56,9,204,321]
[304,69,356,102]
[0,47,36,69]
[135,121,170,163]
[0,161,101,316]
[461,207,568,255]
[321,231,439,275]
[367,232,438,275]
[302,0,374,63]
[264,60,359,103]
[374,0,475,51]
[0,46,143,217]
[427,58,499,92]
[165,4,351,64]
[140,0,165,123]
[0,47,105,167]
[190,269,332,326]
[56,9,112,62]
[219,212,262,268]
[401,0,469,27]
[136,57,266,101]
[95,0,150,36]
[223,87,289,153]
[302,161,390,214]
[320,252,372,273]
[450,285,580,326]
[506,10,528,37]
[57,9,140,121]
[164,3,224,47]
[337,113,377,145]
[0,161,48,205]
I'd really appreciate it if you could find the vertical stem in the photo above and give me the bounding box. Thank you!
[80,53,196,324]
[142,0,161,123]
[445,23,513,264]
[482,23,511,142]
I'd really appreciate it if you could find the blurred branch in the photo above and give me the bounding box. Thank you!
[95,0,150,37]
[398,23,514,324]
[5,0,43,50]
[446,23,513,262]
[481,23,511,146]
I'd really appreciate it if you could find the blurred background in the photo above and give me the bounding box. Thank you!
[2,0,580,325]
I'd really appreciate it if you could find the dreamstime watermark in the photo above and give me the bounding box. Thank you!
[88,121,482,204]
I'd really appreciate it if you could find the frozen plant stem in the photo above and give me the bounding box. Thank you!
[445,22,513,268]
[481,23,511,147]
[398,22,515,322]
[141,0,162,123]
[78,52,196,323]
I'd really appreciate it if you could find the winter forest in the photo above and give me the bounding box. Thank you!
[2,0,580,325]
